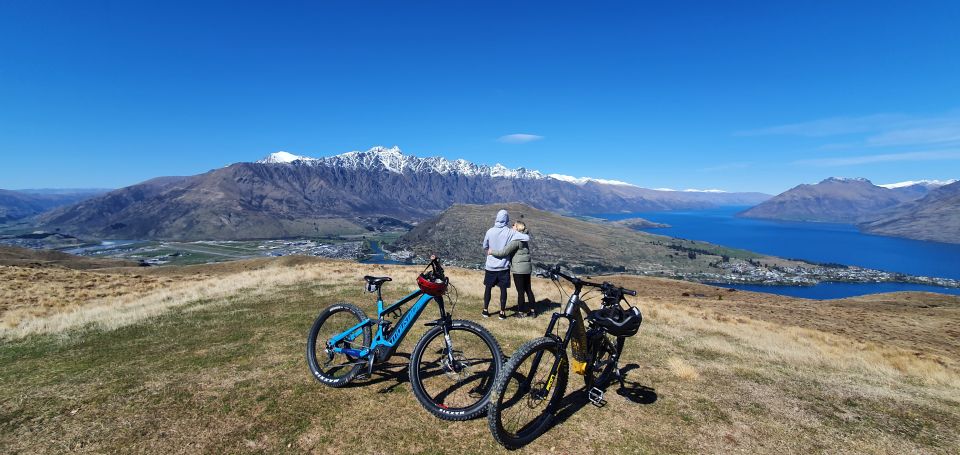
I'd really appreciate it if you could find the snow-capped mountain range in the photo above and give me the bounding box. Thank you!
[877,179,958,189]
[256,146,635,187]
[36,145,773,241]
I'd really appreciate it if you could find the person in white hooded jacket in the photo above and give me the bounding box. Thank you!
[488,220,535,318]
[481,209,517,319]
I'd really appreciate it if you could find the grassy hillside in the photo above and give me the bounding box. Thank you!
[0,245,136,269]
[397,203,766,274]
[2,259,959,453]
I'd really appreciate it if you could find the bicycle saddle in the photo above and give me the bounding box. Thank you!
[363,276,392,286]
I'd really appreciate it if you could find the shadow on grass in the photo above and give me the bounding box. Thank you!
[342,352,410,394]
[518,298,560,318]
[523,363,657,448]
[616,363,658,405]
[492,298,560,318]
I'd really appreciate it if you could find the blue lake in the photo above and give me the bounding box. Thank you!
[708,282,960,299]
[360,240,408,265]
[597,207,960,299]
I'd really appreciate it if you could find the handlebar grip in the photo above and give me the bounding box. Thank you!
[623,289,637,296]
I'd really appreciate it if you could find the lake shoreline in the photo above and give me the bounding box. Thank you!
[596,207,960,299]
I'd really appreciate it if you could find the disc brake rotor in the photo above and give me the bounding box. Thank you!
[526,380,548,408]
[442,352,471,380]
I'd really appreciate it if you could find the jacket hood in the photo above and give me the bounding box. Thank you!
[494,209,509,228]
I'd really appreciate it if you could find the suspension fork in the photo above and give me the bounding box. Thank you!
[524,312,577,396]
[526,291,587,393]
[433,296,458,366]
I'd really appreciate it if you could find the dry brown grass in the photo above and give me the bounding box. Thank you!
[2,257,959,453]
[0,258,359,339]
[4,258,958,387]
[0,265,199,328]
[667,357,700,380]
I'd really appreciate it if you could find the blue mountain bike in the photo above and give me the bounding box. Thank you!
[306,256,504,420]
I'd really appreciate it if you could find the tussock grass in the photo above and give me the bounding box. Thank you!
[667,357,700,380]
[1,258,958,453]
[0,260,360,340]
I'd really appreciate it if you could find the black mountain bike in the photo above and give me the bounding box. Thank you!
[487,265,643,449]
[306,256,504,421]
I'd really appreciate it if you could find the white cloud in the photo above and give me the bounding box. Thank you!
[735,114,908,137]
[865,123,960,147]
[793,150,960,167]
[498,133,544,144]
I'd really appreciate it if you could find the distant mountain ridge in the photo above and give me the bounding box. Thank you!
[740,177,959,244]
[37,147,770,240]
[0,189,109,223]
[258,146,649,187]
[877,179,957,189]
[738,177,933,223]
[860,181,960,244]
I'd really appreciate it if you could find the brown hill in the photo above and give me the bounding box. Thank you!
[739,177,918,223]
[397,202,762,274]
[0,245,135,269]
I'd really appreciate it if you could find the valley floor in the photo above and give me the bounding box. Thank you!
[1,258,958,453]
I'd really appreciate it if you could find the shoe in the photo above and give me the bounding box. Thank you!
[498,311,506,320]
[528,310,537,318]
[482,309,490,318]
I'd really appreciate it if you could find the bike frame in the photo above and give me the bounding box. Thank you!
[529,273,626,396]
[524,283,591,396]
[327,288,453,363]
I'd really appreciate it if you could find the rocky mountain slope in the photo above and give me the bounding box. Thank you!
[738,177,931,223]
[38,147,769,240]
[860,181,960,244]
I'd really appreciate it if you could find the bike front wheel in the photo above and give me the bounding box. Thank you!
[409,319,504,421]
[487,336,568,450]
[306,303,372,387]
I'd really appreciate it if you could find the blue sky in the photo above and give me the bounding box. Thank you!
[1,1,958,193]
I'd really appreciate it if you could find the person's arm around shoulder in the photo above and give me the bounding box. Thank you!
[488,239,520,258]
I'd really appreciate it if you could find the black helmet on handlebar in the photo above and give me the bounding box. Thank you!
[588,305,642,337]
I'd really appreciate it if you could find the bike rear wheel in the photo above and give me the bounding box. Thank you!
[409,319,504,421]
[585,331,622,389]
[487,336,568,450]
[306,303,372,387]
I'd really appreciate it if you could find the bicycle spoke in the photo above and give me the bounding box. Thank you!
[497,343,563,437]
[414,327,497,410]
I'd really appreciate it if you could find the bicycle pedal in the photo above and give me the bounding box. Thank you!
[588,387,606,407]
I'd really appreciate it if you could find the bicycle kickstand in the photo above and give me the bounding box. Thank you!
[615,364,626,389]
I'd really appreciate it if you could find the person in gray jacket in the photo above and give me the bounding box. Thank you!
[482,209,516,319]
[488,221,535,318]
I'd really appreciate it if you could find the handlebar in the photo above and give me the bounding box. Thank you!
[538,264,636,299]
[426,255,445,278]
